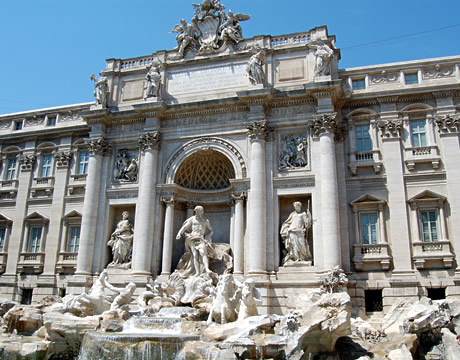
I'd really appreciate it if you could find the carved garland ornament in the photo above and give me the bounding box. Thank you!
[87,138,112,156]
[247,121,274,141]
[435,115,459,134]
[378,119,402,138]
[165,137,247,179]
[139,131,161,152]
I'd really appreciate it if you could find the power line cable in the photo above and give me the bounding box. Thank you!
[342,23,460,50]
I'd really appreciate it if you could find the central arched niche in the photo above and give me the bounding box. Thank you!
[172,150,235,265]
[174,149,235,190]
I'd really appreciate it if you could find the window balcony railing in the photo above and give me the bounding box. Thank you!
[17,252,45,273]
[352,243,391,271]
[0,179,19,189]
[412,240,454,269]
[404,145,441,171]
[55,252,78,274]
[348,150,383,176]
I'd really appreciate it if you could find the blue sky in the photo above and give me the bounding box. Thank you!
[1,0,459,115]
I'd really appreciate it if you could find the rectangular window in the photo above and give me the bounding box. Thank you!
[421,210,438,242]
[77,151,89,175]
[410,119,427,147]
[5,159,17,180]
[47,116,56,126]
[365,289,383,312]
[355,124,372,152]
[352,79,366,90]
[360,213,378,244]
[404,73,418,85]
[67,225,80,252]
[28,227,42,253]
[0,228,5,252]
[14,120,23,130]
[40,155,53,178]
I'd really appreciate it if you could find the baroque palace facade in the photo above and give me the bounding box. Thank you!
[0,3,459,314]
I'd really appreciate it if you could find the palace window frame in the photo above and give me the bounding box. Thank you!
[408,190,448,243]
[22,212,49,254]
[409,118,427,148]
[4,158,17,181]
[77,150,89,175]
[39,153,53,178]
[0,214,13,253]
[60,211,82,254]
[350,194,388,245]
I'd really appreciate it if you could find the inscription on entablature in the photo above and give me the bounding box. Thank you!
[269,105,313,118]
[273,177,315,189]
[163,111,247,128]
[107,123,145,134]
[167,63,248,95]
[122,80,144,101]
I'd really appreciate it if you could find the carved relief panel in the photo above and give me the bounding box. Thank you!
[278,133,310,172]
[113,148,139,184]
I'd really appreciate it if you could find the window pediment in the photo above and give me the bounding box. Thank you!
[351,194,386,208]
[25,212,49,224]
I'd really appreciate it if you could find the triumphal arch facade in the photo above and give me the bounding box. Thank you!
[0,1,460,314]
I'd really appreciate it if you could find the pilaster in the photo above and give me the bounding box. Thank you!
[160,196,176,276]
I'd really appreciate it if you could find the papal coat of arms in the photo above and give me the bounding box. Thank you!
[170,0,250,59]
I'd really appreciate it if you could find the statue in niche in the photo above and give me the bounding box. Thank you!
[309,42,334,77]
[246,49,266,85]
[280,201,312,265]
[108,211,134,267]
[115,150,138,183]
[279,135,308,170]
[176,205,216,277]
[90,73,109,107]
[144,61,162,100]
[220,9,250,44]
[171,18,199,58]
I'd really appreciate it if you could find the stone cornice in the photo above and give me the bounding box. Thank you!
[138,131,161,152]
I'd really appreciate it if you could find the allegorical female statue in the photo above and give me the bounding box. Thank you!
[108,211,134,266]
[280,201,312,265]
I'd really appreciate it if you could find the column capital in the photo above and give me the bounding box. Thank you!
[18,154,36,171]
[54,151,72,168]
[247,121,274,142]
[378,119,402,139]
[161,196,176,206]
[232,192,247,201]
[139,131,161,152]
[435,114,459,135]
[87,137,112,156]
[309,113,339,137]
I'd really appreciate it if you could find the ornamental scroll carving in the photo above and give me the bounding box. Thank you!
[422,64,455,79]
[370,71,399,85]
[54,151,72,168]
[378,119,402,138]
[435,115,459,134]
[139,131,161,152]
[87,138,112,156]
[279,134,308,170]
[18,154,36,171]
[247,121,274,141]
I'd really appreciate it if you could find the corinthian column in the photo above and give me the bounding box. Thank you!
[247,121,273,274]
[131,131,161,275]
[76,138,112,275]
[161,197,175,275]
[310,114,341,268]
